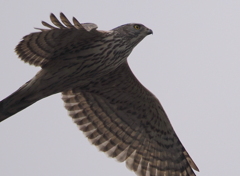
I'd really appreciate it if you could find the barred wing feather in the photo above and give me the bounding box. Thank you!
[62,62,198,176]
[15,13,104,67]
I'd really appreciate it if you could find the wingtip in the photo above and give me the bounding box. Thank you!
[183,151,200,172]
[72,17,84,29]
[38,13,100,32]
[59,12,74,28]
[49,13,56,20]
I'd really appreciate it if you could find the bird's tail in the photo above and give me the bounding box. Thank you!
[0,77,48,122]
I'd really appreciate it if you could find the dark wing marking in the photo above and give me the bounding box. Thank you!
[15,13,104,67]
[62,62,199,176]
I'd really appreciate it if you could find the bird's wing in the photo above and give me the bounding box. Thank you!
[15,13,106,67]
[62,62,199,176]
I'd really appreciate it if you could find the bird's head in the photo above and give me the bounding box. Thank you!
[112,23,153,48]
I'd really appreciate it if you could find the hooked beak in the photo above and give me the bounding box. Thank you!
[147,28,153,35]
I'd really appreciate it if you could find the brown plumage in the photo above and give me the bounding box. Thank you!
[0,13,198,176]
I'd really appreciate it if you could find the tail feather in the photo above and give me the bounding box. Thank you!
[0,68,72,122]
[0,81,43,122]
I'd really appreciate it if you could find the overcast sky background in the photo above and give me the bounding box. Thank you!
[0,1,240,176]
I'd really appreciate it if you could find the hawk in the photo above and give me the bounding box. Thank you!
[0,13,199,176]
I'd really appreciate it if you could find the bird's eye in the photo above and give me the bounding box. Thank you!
[134,24,141,30]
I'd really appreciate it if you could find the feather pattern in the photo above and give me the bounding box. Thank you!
[15,12,101,67]
[62,62,198,176]
[0,13,198,176]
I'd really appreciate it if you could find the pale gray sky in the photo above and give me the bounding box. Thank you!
[0,1,240,176]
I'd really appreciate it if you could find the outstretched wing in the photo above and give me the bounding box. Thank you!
[15,13,105,67]
[62,62,199,176]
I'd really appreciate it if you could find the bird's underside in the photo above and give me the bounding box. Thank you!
[62,62,199,176]
[0,13,199,176]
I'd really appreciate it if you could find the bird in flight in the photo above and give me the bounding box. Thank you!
[0,13,199,176]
